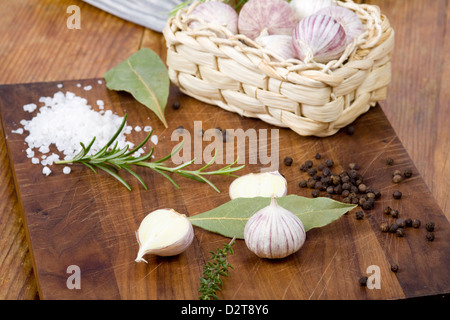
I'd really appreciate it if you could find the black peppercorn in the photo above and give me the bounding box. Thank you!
[358,184,367,193]
[412,219,421,228]
[172,101,181,110]
[374,191,382,199]
[341,175,350,184]
[380,222,390,232]
[386,157,394,165]
[383,206,392,215]
[308,168,317,176]
[393,190,402,199]
[343,197,351,203]
[392,170,402,177]
[307,178,316,188]
[314,181,323,190]
[392,175,402,184]
[348,170,358,179]
[349,163,359,170]
[342,190,350,198]
[311,189,320,198]
[426,232,435,241]
[362,200,373,210]
[298,179,307,188]
[389,223,399,233]
[305,160,313,168]
[283,157,293,166]
[405,218,412,227]
[395,218,405,228]
[300,163,308,172]
[322,167,331,177]
[317,163,325,171]
[396,228,405,237]
[334,184,342,195]
[359,276,368,287]
[325,159,334,167]
[345,126,355,135]
[355,211,364,220]
[315,153,321,160]
[391,209,399,218]
[404,168,413,178]
[326,186,335,194]
[390,264,399,273]
[425,222,435,232]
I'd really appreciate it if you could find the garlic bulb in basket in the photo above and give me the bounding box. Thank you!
[238,0,298,40]
[316,6,365,45]
[256,35,296,61]
[290,0,336,21]
[188,1,238,34]
[229,171,288,200]
[135,209,194,262]
[244,197,306,259]
[292,14,347,63]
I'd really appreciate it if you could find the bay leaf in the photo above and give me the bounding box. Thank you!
[189,195,356,239]
[104,48,169,127]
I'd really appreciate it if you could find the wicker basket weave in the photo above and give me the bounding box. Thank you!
[163,0,394,137]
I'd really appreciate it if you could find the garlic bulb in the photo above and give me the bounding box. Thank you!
[229,171,287,200]
[290,0,336,21]
[238,0,298,40]
[255,35,296,61]
[188,1,238,34]
[244,197,306,259]
[135,209,194,262]
[292,14,347,63]
[316,6,364,45]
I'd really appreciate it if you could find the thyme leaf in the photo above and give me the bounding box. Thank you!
[55,114,244,192]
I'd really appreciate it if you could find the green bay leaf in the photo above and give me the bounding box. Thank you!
[104,48,169,127]
[189,195,356,239]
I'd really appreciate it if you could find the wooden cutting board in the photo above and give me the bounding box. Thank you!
[0,79,448,300]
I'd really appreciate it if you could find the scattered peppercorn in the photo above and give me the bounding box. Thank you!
[404,168,413,178]
[396,228,405,237]
[358,184,367,193]
[412,219,421,228]
[391,264,399,273]
[405,218,412,227]
[393,190,402,199]
[315,153,321,160]
[298,179,307,188]
[395,218,405,228]
[355,211,364,220]
[391,209,399,218]
[383,206,392,215]
[345,125,355,135]
[380,222,390,232]
[389,223,399,233]
[172,101,181,110]
[317,163,325,171]
[425,222,435,232]
[392,170,402,177]
[392,175,403,184]
[325,159,334,167]
[386,157,394,165]
[283,157,293,166]
[308,168,317,177]
[311,189,320,198]
[359,276,368,287]
[349,163,359,170]
[426,232,435,242]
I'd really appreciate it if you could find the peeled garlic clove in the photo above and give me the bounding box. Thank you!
[292,14,347,63]
[238,0,298,40]
[244,197,306,259]
[188,2,238,34]
[229,171,287,200]
[290,0,336,21]
[255,35,296,61]
[135,209,194,263]
[316,6,364,45]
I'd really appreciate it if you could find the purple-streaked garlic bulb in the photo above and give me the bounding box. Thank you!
[292,14,347,63]
[316,5,365,45]
[255,35,296,61]
[290,0,336,21]
[238,0,298,40]
[188,1,238,34]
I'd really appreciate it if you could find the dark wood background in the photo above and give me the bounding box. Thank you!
[0,0,448,299]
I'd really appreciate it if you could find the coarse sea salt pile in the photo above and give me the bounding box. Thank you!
[14,91,154,176]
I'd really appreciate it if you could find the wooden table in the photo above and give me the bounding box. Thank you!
[0,0,448,300]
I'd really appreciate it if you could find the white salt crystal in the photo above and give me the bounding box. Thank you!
[83,85,92,91]
[31,157,40,164]
[23,103,37,113]
[151,135,158,145]
[63,166,71,174]
[97,80,103,84]
[42,166,51,176]
[39,145,50,154]
[134,126,141,132]
[12,128,24,134]
[57,84,63,88]
[77,83,81,87]
[96,100,104,106]
[144,126,152,132]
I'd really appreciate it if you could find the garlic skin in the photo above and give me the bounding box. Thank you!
[135,209,194,262]
[316,6,364,45]
[292,14,347,63]
[238,0,298,40]
[255,35,296,61]
[229,171,287,200]
[244,197,306,259]
[188,2,238,34]
[290,0,336,21]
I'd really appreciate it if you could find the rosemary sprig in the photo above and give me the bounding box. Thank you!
[198,237,236,300]
[55,114,244,192]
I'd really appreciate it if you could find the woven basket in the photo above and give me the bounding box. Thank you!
[163,0,394,137]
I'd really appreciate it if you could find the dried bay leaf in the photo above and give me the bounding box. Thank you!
[189,195,356,239]
[104,48,169,127]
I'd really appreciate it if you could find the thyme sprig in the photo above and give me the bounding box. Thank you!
[55,114,244,192]
[199,237,236,300]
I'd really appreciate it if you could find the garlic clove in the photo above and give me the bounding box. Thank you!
[135,209,194,263]
[316,6,364,45]
[244,197,306,259]
[238,0,298,40]
[292,14,347,64]
[229,171,287,200]
[188,2,239,35]
[255,35,296,61]
[290,0,336,21]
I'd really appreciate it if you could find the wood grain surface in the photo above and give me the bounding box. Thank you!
[0,80,449,300]
[0,0,448,300]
